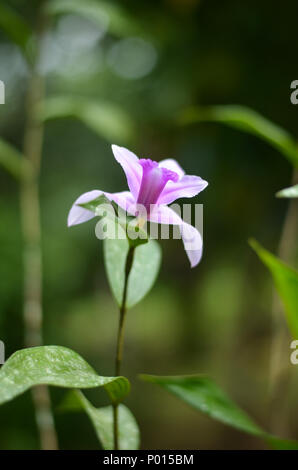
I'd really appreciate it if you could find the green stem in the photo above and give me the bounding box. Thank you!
[20,7,58,450]
[113,245,135,450]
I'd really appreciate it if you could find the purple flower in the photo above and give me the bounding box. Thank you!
[68,145,208,267]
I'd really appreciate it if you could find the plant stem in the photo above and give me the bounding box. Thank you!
[269,169,298,435]
[20,8,58,450]
[113,246,135,450]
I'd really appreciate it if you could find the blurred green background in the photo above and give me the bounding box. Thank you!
[0,0,297,449]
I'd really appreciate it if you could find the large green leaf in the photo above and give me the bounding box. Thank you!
[0,138,31,180]
[0,4,34,61]
[40,96,135,144]
[0,346,129,405]
[140,374,261,435]
[250,239,298,339]
[47,0,140,37]
[61,390,140,450]
[104,236,161,309]
[276,184,298,198]
[140,374,298,450]
[180,105,298,167]
[73,195,157,307]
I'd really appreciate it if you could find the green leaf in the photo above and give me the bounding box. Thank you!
[180,105,298,167]
[0,138,31,180]
[0,346,130,405]
[267,436,298,451]
[249,239,298,339]
[140,374,298,450]
[79,194,112,214]
[40,96,135,144]
[61,390,140,450]
[140,374,262,436]
[47,0,140,37]
[0,4,34,61]
[104,236,161,309]
[276,184,298,198]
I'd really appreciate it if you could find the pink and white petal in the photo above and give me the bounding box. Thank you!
[68,190,102,227]
[111,145,142,199]
[68,190,137,227]
[180,222,203,268]
[158,175,208,205]
[148,204,203,268]
[148,203,183,225]
[158,158,185,179]
[106,191,137,216]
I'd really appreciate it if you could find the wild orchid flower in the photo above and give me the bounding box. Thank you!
[68,145,208,267]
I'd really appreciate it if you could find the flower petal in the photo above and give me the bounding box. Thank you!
[180,222,203,267]
[68,190,102,226]
[106,191,137,216]
[158,175,208,205]
[136,159,178,209]
[148,204,203,267]
[158,158,185,178]
[68,190,136,227]
[111,145,142,199]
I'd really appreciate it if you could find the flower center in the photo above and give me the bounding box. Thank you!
[136,159,178,211]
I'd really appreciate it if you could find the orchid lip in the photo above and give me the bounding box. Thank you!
[136,158,179,210]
